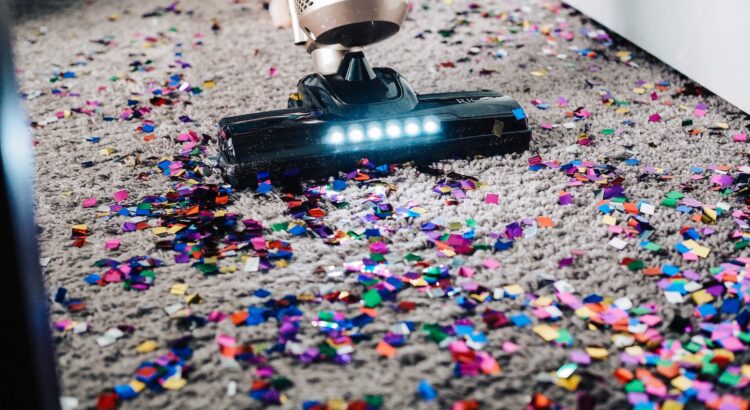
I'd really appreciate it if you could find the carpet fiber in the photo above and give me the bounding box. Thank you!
[12,0,750,409]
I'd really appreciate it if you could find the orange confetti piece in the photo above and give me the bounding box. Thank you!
[536,216,554,228]
[375,340,397,358]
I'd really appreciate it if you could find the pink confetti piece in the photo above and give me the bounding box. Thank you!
[113,190,129,202]
[485,193,499,204]
[104,239,121,251]
[502,341,520,353]
[648,113,662,122]
[82,197,97,208]
[482,258,500,269]
[269,67,278,78]
[458,266,475,277]
[733,133,747,142]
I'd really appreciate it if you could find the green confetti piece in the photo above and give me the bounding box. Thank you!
[718,370,741,386]
[625,379,645,393]
[194,263,218,274]
[362,289,382,307]
[472,244,492,251]
[318,311,334,321]
[270,376,293,390]
[684,341,701,353]
[661,198,678,208]
[681,119,693,127]
[601,128,615,135]
[465,218,477,227]
[666,191,685,199]
[364,395,384,408]
[319,343,336,358]
[272,222,288,231]
[735,240,749,250]
[627,260,645,271]
[404,253,422,262]
[629,307,648,316]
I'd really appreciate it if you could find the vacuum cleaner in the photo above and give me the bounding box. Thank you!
[218,0,531,188]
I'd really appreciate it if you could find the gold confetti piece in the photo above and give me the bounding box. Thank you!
[185,294,202,304]
[671,375,693,391]
[662,401,684,410]
[162,377,187,390]
[530,69,548,77]
[531,296,553,307]
[693,245,710,258]
[633,87,645,94]
[203,80,216,88]
[170,283,187,295]
[716,122,729,129]
[167,224,185,234]
[273,259,287,268]
[136,340,159,354]
[624,345,644,357]
[532,324,560,342]
[602,215,617,226]
[503,284,524,295]
[151,227,168,235]
[556,373,581,391]
[100,147,117,156]
[129,379,146,393]
[691,289,713,305]
[327,399,348,410]
[574,306,593,319]
[585,346,609,360]
[219,265,237,273]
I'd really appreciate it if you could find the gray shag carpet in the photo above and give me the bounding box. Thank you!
[12,0,750,409]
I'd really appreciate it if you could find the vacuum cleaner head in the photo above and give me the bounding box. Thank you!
[218,53,530,188]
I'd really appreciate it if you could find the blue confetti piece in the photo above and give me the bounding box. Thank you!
[696,304,717,318]
[254,288,271,298]
[721,298,740,314]
[113,384,138,400]
[332,179,347,191]
[84,274,101,285]
[510,313,531,327]
[288,225,306,236]
[54,287,67,304]
[256,183,273,194]
[418,379,437,401]
[661,265,680,276]
[512,107,526,120]
[141,124,156,133]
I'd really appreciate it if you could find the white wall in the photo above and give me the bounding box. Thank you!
[565,0,750,114]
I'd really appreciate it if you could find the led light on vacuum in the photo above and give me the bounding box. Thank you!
[328,127,345,144]
[385,120,402,138]
[367,123,383,140]
[348,125,365,142]
[423,116,440,134]
[404,119,420,136]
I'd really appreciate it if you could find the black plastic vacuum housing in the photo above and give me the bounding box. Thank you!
[218,52,531,188]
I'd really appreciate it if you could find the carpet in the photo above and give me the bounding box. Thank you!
[11,0,750,409]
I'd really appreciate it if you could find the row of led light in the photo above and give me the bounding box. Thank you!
[327,116,441,145]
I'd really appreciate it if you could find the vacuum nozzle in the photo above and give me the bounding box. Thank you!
[336,52,376,81]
